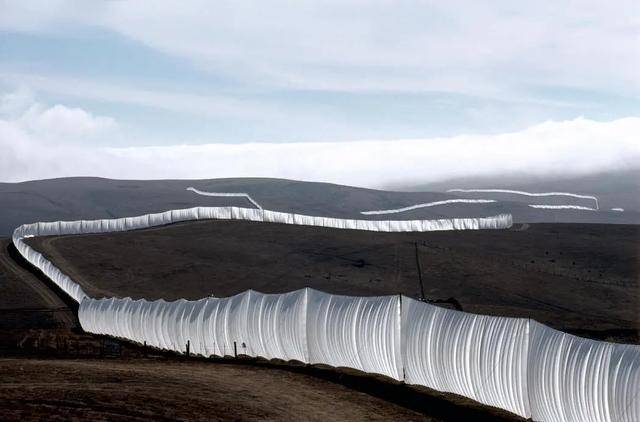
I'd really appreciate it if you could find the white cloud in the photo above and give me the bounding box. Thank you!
[0,90,118,144]
[0,71,285,121]
[2,95,638,185]
[102,0,639,97]
[21,104,116,137]
[0,86,36,116]
[1,0,638,101]
[1,1,638,146]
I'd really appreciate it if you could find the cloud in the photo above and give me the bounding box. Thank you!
[2,94,638,185]
[102,0,639,99]
[0,71,285,121]
[0,90,118,144]
[1,2,638,145]
[21,104,117,137]
[1,1,638,101]
[0,86,35,116]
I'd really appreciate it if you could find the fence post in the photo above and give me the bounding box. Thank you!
[186,340,190,357]
[234,341,237,358]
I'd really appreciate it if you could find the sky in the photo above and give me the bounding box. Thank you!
[1,1,639,185]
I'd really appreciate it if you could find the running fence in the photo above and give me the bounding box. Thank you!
[11,207,639,421]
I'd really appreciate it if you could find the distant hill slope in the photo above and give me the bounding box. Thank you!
[26,220,639,343]
[400,169,640,212]
[1,175,638,235]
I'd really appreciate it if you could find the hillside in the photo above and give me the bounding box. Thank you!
[2,175,638,236]
[27,220,639,344]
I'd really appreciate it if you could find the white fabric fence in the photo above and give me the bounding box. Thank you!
[527,321,640,422]
[11,206,640,421]
[12,206,512,302]
[401,296,531,417]
[78,292,639,421]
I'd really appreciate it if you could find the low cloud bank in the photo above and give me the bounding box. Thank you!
[2,93,638,187]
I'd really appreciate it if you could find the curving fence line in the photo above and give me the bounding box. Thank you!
[12,207,511,302]
[185,187,263,210]
[360,199,497,215]
[11,207,640,421]
[528,204,596,211]
[447,188,600,210]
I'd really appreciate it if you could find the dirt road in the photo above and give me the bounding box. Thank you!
[0,238,75,329]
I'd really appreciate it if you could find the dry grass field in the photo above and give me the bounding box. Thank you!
[3,219,637,420]
[27,220,639,343]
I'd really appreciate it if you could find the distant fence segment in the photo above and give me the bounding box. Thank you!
[12,206,512,302]
[11,206,640,421]
[185,187,264,210]
[446,188,600,210]
[360,198,497,215]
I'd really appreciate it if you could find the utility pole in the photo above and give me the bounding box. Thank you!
[414,242,426,301]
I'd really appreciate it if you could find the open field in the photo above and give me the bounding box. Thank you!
[1,230,525,421]
[0,327,524,422]
[6,217,639,419]
[0,357,524,421]
[27,220,640,343]
[0,358,428,421]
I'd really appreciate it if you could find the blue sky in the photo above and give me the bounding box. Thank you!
[0,1,638,183]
